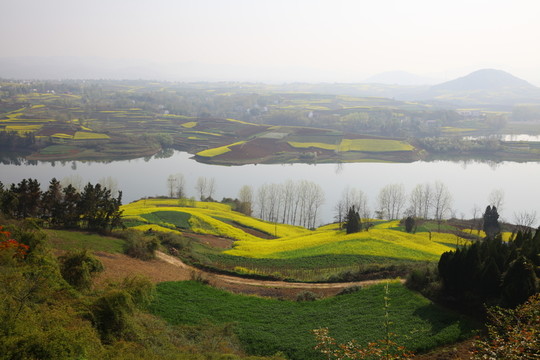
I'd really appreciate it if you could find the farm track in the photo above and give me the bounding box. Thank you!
[155,251,405,298]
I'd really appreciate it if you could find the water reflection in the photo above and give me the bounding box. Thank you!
[1,150,540,224]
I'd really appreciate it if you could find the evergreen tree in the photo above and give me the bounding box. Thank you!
[483,205,501,238]
[404,216,415,233]
[501,256,538,308]
[41,178,64,227]
[345,206,361,234]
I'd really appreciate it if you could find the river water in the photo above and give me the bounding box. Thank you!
[1,151,539,225]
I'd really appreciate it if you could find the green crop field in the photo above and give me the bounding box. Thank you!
[151,281,475,360]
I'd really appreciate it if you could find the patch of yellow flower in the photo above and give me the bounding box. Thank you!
[225,220,463,261]
[73,131,110,140]
[181,121,197,128]
[196,141,246,158]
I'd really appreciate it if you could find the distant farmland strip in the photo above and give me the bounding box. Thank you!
[288,139,414,152]
[196,141,246,157]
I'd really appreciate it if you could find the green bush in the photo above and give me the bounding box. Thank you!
[123,232,160,260]
[59,249,104,291]
[295,291,319,302]
[337,286,361,296]
[91,289,136,342]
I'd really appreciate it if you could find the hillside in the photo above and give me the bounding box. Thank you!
[430,69,535,92]
[120,198,498,282]
[424,69,540,107]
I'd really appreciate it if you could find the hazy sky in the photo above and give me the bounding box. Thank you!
[2,0,539,83]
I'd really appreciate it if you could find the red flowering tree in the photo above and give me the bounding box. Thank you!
[0,225,29,260]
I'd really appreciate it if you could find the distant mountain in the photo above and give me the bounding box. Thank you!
[423,69,540,108]
[365,71,438,86]
[430,69,536,92]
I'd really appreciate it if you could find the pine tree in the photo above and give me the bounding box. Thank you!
[345,206,361,234]
[483,205,501,238]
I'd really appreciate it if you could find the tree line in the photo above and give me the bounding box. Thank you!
[255,180,324,229]
[0,178,123,233]
[408,205,540,312]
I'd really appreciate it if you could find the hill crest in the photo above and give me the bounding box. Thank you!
[431,68,536,92]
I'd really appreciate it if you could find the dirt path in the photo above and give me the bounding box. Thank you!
[95,250,404,298]
[155,251,404,298]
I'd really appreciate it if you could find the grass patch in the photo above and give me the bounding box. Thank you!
[151,281,475,360]
[38,145,79,155]
[140,211,191,229]
[44,229,125,253]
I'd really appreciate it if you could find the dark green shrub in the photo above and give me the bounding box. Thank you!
[295,291,318,302]
[58,250,104,291]
[91,289,136,342]
[405,216,415,233]
[123,234,160,260]
[120,275,155,309]
[337,285,361,296]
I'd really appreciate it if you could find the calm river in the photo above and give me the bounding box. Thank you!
[1,151,539,225]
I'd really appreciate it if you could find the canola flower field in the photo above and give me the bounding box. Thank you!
[122,199,471,263]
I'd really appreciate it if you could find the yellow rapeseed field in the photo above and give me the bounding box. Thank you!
[225,220,462,261]
[196,141,246,158]
[123,199,471,261]
[73,131,110,140]
[181,121,197,128]
[288,139,414,152]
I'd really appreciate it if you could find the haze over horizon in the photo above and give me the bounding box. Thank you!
[1,0,539,85]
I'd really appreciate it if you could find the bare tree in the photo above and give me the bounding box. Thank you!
[61,174,84,192]
[207,177,216,200]
[238,185,253,216]
[166,174,177,198]
[471,204,481,234]
[257,184,268,220]
[280,180,296,224]
[408,183,432,218]
[334,199,346,225]
[378,183,406,220]
[513,210,537,231]
[304,181,325,229]
[256,180,324,228]
[98,176,119,198]
[488,189,505,214]
[337,186,369,223]
[266,183,282,223]
[175,173,186,199]
[432,181,453,231]
[195,176,207,201]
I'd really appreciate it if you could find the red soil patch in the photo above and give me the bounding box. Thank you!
[36,125,78,136]
[184,233,234,249]
[93,251,192,285]
[226,221,275,239]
